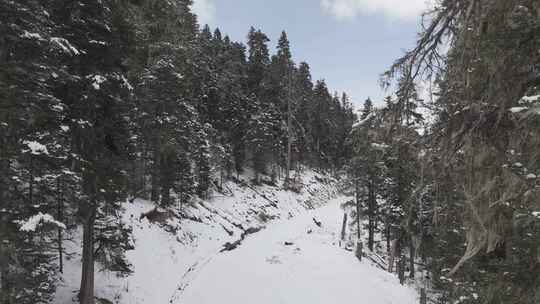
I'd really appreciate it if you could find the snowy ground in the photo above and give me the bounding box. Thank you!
[178,197,418,304]
[54,171,417,304]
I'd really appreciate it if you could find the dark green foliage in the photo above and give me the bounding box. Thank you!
[377,1,540,302]
[196,135,211,198]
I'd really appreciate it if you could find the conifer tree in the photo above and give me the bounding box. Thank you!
[350,98,385,252]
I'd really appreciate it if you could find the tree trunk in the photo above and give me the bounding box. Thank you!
[409,238,415,279]
[140,149,146,197]
[396,232,405,285]
[79,174,97,304]
[29,156,33,205]
[0,143,7,299]
[161,185,170,206]
[316,139,321,169]
[79,207,95,304]
[57,178,64,273]
[388,239,397,273]
[368,180,375,251]
[285,72,293,188]
[150,141,160,203]
[398,256,405,285]
[255,171,260,185]
[340,212,348,246]
[355,240,363,261]
[355,179,361,240]
[420,288,427,304]
[385,216,391,255]
[0,267,3,300]
[220,168,224,189]
[0,216,6,297]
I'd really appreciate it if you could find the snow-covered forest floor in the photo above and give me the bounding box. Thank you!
[54,171,417,304]
[179,197,418,304]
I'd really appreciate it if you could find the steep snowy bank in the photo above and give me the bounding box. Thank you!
[54,171,339,303]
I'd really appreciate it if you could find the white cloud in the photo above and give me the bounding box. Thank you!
[192,0,216,26]
[321,0,430,21]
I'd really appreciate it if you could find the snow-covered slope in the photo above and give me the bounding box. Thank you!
[54,171,417,304]
[179,197,418,304]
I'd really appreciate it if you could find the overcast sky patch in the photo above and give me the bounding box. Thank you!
[321,0,429,21]
[192,0,216,26]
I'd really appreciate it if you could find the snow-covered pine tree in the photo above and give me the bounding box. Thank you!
[48,0,136,302]
[0,0,76,301]
[350,98,385,252]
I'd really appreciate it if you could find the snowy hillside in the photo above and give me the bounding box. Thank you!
[54,171,417,304]
[179,197,418,304]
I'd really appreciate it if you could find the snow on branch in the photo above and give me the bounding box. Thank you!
[21,30,46,41]
[18,212,66,232]
[352,112,375,129]
[520,95,540,103]
[22,140,49,155]
[371,143,389,150]
[88,75,107,90]
[509,94,540,115]
[51,37,80,56]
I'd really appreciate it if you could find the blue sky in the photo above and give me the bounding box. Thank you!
[192,0,430,107]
